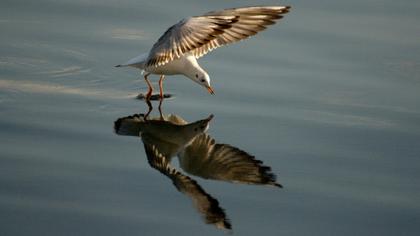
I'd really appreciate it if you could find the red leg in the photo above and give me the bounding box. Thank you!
[143,73,153,100]
[144,99,153,120]
[158,99,164,120]
[158,75,166,99]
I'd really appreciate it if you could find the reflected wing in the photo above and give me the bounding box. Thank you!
[146,6,291,67]
[178,134,282,187]
[114,114,145,137]
[144,143,231,230]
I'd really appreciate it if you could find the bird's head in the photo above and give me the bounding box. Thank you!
[188,70,214,95]
[187,114,214,134]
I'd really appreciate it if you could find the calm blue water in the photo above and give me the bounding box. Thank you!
[1,0,420,235]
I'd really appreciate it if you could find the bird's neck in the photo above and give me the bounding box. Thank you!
[182,54,207,79]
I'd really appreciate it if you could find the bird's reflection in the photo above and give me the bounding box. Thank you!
[114,102,281,231]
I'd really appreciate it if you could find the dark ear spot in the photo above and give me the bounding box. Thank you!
[195,74,198,78]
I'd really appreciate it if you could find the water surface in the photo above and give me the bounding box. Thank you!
[1,0,420,235]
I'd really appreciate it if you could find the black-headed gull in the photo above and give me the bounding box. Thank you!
[114,113,282,230]
[116,6,291,99]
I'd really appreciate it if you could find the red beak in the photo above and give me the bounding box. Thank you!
[206,86,215,95]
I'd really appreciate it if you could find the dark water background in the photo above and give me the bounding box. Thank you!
[1,0,419,235]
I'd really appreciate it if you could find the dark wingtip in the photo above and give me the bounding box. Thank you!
[274,183,283,188]
[113,113,144,134]
[115,64,121,67]
[277,6,291,15]
[113,118,122,133]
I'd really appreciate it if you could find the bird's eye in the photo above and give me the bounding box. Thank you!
[195,74,198,78]
[200,79,205,83]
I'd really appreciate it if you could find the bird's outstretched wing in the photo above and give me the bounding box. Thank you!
[178,134,282,187]
[146,6,291,67]
[114,114,145,137]
[144,143,231,230]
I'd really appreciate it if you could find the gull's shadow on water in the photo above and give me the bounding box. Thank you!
[136,93,174,101]
[113,101,282,231]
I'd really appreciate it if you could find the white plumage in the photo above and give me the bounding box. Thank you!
[116,6,291,98]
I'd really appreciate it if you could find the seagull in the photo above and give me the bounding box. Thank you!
[115,6,291,99]
[114,112,282,230]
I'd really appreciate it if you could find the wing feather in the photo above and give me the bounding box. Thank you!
[144,143,231,230]
[145,6,291,67]
[178,134,282,187]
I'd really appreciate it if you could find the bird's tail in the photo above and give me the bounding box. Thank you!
[115,53,148,69]
[115,64,127,67]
